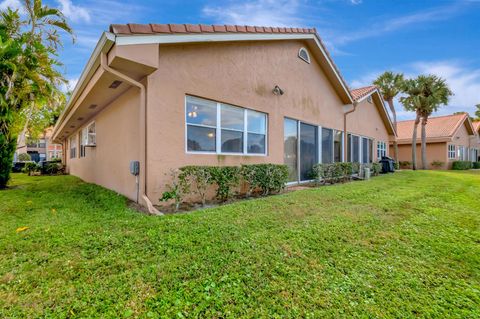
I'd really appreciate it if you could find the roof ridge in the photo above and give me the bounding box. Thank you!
[398,113,466,123]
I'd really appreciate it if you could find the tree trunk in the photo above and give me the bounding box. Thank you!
[421,117,428,170]
[387,99,399,163]
[411,112,421,170]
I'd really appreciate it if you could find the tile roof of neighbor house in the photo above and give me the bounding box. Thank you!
[350,86,378,101]
[473,121,480,133]
[396,113,469,141]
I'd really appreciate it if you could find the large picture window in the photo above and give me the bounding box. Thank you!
[352,135,360,162]
[362,137,369,164]
[186,96,267,155]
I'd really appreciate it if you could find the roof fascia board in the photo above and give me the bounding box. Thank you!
[52,32,115,141]
[114,32,354,103]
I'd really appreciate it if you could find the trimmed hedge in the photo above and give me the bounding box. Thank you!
[473,162,480,169]
[313,162,383,184]
[162,164,289,209]
[452,161,473,170]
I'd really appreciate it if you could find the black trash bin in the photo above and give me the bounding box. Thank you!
[380,156,395,173]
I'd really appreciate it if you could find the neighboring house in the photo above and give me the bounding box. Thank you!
[393,113,478,169]
[51,24,396,213]
[472,121,480,162]
[15,127,63,162]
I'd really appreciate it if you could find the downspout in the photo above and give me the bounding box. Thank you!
[100,53,162,215]
[343,101,358,160]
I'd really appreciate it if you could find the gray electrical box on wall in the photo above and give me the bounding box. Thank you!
[130,161,140,176]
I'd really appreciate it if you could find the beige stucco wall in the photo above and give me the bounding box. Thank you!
[347,98,390,161]
[145,40,392,201]
[61,40,393,204]
[66,87,140,200]
[396,142,448,169]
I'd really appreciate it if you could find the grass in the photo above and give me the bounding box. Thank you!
[0,171,479,318]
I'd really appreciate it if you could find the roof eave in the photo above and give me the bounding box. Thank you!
[52,32,116,142]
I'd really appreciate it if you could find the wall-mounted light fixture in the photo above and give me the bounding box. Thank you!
[273,85,284,96]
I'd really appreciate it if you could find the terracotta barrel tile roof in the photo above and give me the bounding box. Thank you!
[396,113,468,141]
[350,85,377,101]
[473,121,480,133]
[109,23,317,35]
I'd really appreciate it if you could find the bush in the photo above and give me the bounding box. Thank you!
[179,166,213,206]
[371,163,382,176]
[44,162,63,175]
[313,162,370,184]
[160,169,189,212]
[399,161,411,169]
[451,161,472,170]
[431,161,444,169]
[251,164,289,195]
[394,162,400,170]
[22,162,40,176]
[209,166,240,201]
[473,162,480,169]
[18,153,31,162]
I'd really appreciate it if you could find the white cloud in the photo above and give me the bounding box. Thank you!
[0,0,24,12]
[350,0,362,4]
[203,0,303,27]
[325,2,467,46]
[56,0,90,23]
[411,61,480,117]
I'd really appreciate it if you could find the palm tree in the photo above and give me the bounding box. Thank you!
[418,76,452,169]
[0,1,73,188]
[373,71,404,163]
[400,75,452,170]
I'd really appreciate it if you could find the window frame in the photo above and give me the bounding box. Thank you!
[298,47,311,64]
[69,135,77,159]
[448,144,456,159]
[377,141,387,160]
[185,96,268,156]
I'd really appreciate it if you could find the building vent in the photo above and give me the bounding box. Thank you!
[109,80,122,89]
[298,47,311,64]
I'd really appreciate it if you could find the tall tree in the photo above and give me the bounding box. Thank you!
[400,75,452,170]
[0,1,73,188]
[373,71,404,163]
[475,104,480,120]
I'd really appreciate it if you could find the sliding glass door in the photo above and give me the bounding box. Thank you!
[284,118,319,183]
[284,119,298,182]
[300,123,318,181]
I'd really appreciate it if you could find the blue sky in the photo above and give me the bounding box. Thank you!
[1,0,479,120]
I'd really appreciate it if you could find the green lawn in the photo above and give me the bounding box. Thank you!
[1,171,479,318]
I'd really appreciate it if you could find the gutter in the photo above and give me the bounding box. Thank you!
[100,53,162,216]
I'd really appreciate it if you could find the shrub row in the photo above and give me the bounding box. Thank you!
[312,162,382,184]
[473,162,480,169]
[161,164,289,211]
[452,161,473,170]
[22,160,64,176]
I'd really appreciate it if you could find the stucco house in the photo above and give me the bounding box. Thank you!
[394,113,478,169]
[15,127,63,162]
[51,24,396,213]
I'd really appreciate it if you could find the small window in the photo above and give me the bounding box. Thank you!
[448,144,456,159]
[298,47,310,64]
[69,136,76,159]
[87,122,96,146]
[377,141,387,159]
